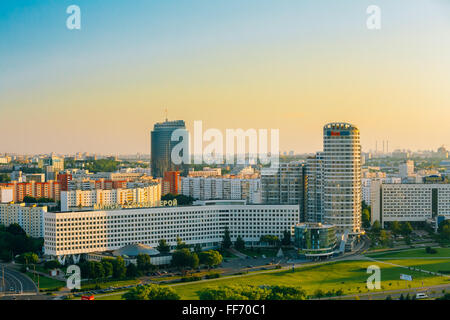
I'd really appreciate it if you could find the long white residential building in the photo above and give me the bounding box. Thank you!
[43,200,299,259]
[371,182,450,227]
[0,203,47,238]
[60,184,161,212]
[180,177,262,204]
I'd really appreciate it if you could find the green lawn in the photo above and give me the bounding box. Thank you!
[170,259,448,299]
[87,258,450,300]
[80,278,141,290]
[26,272,65,291]
[366,247,450,259]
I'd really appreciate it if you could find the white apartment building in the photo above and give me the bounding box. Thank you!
[61,184,161,212]
[362,177,401,205]
[0,203,47,238]
[43,200,299,259]
[181,177,262,204]
[371,183,450,227]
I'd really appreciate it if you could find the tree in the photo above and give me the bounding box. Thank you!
[6,224,26,236]
[198,285,306,300]
[176,237,189,250]
[281,231,291,246]
[17,252,38,265]
[260,235,280,247]
[362,208,371,229]
[199,250,223,270]
[438,220,450,240]
[0,173,10,183]
[136,254,155,274]
[234,236,245,250]
[122,284,180,300]
[379,230,389,246]
[157,239,171,254]
[101,259,114,278]
[172,248,199,273]
[372,220,381,233]
[112,256,127,279]
[390,221,401,235]
[44,260,61,270]
[93,261,105,280]
[126,263,139,278]
[194,244,202,254]
[401,222,413,236]
[221,227,232,250]
[314,289,325,299]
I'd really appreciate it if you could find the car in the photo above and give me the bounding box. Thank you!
[246,265,253,268]
[416,293,428,299]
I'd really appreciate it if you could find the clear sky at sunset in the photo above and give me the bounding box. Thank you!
[1,0,450,155]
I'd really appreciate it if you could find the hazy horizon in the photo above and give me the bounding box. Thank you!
[2,0,450,154]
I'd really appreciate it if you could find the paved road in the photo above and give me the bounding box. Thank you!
[0,264,38,296]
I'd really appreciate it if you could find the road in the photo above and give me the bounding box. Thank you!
[0,264,39,297]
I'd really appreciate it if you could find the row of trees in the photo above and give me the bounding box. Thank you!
[0,224,43,262]
[197,285,307,300]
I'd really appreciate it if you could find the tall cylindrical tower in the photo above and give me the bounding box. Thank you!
[322,122,361,236]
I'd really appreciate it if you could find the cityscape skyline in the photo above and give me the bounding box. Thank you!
[2,0,450,154]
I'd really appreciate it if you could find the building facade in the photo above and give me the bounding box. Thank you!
[60,184,161,212]
[322,123,362,236]
[371,183,450,227]
[0,203,47,238]
[151,119,187,178]
[43,200,299,259]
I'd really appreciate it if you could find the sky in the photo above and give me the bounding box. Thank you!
[1,0,450,155]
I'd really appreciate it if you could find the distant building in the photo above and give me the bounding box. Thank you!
[162,171,181,195]
[261,161,306,213]
[181,176,262,204]
[0,181,60,202]
[0,203,46,238]
[371,183,450,227]
[188,167,222,177]
[60,184,161,212]
[151,119,188,178]
[399,160,414,179]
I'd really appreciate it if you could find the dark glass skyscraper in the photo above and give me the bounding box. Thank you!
[151,119,187,178]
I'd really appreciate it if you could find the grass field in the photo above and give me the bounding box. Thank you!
[367,247,450,259]
[26,272,65,291]
[94,258,449,300]
[80,278,141,290]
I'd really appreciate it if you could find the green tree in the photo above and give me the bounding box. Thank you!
[93,261,105,280]
[390,221,401,235]
[122,284,180,300]
[157,239,171,254]
[126,263,139,278]
[401,222,413,236]
[199,250,223,270]
[372,220,381,233]
[17,252,39,265]
[362,208,371,229]
[260,235,280,247]
[234,236,245,250]
[44,260,61,270]
[281,231,291,246]
[101,259,114,278]
[0,173,11,183]
[172,248,199,273]
[136,254,155,274]
[176,237,189,250]
[112,256,127,279]
[222,227,232,249]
